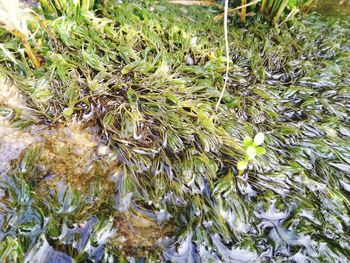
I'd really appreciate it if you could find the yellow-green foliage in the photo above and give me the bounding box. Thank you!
[0,0,40,67]
[170,0,314,24]
[39,0,100,16]
[231,0,314,23]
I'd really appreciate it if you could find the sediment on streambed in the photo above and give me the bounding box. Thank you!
[1,0,350,262]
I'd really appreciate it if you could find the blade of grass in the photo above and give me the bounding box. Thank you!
[266,0,275,15]
[0,44,18,65]
[260,0,267,13]
[273,0,289,25]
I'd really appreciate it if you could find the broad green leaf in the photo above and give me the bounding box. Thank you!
[256,146,266,155]
[197,110,215,130]
[165,93,179,106]
[121,61,153,75]
[62,107,74,117]
[243,136,253,148]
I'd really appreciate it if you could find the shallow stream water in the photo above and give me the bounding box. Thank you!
[0,1,350,262]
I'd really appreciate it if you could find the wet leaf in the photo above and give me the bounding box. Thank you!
[256,146,266,155]
[246,146,256,160]
[330,163,350,173]
[253,132,264,146]
[243,136,253,148]
[237,160,248,171]
[62,107,74,117]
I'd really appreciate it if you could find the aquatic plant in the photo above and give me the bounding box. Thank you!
[0,173,118,262]
[237,132,266,174]
[0,0,350,261]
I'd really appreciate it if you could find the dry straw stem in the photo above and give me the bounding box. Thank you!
[273,0,289,25]
[215,0,262,112]
[11,29,41,68]
[241,0,247,22]
[214,0,263,20]
[0,0,41,68]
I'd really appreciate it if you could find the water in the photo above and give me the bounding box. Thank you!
[1,1,350,262]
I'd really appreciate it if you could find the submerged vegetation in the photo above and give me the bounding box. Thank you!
[0,0,350,262]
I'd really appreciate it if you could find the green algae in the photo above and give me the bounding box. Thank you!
[0,1,350,262]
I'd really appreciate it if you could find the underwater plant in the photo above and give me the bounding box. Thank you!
[237,132,266,174]
[0,0,350,262]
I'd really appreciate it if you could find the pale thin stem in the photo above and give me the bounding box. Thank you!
[215,0,230,112]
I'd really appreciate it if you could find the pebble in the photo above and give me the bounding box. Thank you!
[185,55,195,66]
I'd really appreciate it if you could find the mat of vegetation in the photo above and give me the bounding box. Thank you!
[0,1,350,262]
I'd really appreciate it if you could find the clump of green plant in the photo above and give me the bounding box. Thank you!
[237,132,266,174]
[170,0,314,24]
[0,0,40,68]
[259,0,314,24]
[39,0,104,16]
